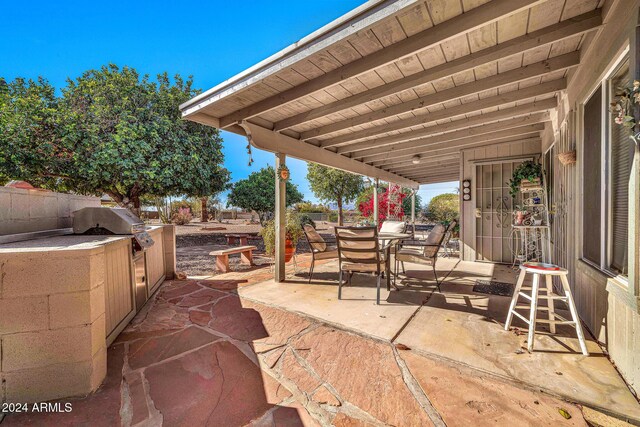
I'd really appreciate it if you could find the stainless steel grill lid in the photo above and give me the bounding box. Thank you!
[73,207,145,235]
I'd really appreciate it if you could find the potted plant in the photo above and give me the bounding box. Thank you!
[508,161,543,198]
[259,211,305,262]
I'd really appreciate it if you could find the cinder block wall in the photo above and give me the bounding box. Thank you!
[0,248,108,403]
[0,188,100,235]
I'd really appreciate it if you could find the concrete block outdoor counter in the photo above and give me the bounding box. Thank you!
[0,225,176,404]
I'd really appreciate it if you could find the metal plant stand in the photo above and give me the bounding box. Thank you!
[512,179,552,265]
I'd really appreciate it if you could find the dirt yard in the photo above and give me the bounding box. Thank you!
[175,219,338,276]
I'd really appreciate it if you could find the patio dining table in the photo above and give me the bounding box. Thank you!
[378,231,412,291]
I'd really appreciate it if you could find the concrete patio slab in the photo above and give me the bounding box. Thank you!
[4,258,637,426]
[238,259,431,341]
[395,260,640,423]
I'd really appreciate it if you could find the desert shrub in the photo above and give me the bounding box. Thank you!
[172,207,193,225]
[295,202,330,213]
[327,212,338,222]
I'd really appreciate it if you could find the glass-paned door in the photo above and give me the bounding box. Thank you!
[474,160,524,263]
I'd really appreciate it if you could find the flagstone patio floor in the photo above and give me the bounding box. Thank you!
[3,254,639,426]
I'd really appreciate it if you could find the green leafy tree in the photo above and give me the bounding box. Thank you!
[306,164,364,226]
[424,193,459,223]
[0,65,229,215]
[227,166,304,223]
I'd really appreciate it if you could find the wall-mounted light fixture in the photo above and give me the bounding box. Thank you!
[462,179,472,201]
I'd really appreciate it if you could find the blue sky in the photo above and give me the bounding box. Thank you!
[1,0,458,206]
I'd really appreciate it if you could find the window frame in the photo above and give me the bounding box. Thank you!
[578,47,631,285]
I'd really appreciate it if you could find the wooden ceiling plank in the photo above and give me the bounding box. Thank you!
[388,159,461,174]
[404,169,461,179]
[217,0,546,128]
[371,136,542,167]
[239,121,419,188]
[336,108,549,155]
[272,9,600,131]
[351,117,548,160]
[300,51,577,140]
[320,80,563,147]
[362,125,544,163]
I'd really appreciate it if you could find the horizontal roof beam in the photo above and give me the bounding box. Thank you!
[217,0,545,128]
[352,114,551,160]
[397,165,461,179]
[319,78,565,147]
[238,121,419,189]
[300,52,578,140]
[379,153,462,170]
[341,109,550,155]
[407,169,461,179]
[273,9,600,132]
[361,125,544,163]
[416,175,461,184]
[387,157,460,174]
[371,136,542,168]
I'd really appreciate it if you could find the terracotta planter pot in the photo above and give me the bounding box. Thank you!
[285,238,295,262]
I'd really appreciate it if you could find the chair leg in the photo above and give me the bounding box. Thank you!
[394,257,398,288]
[338,269,343,300]
[308,257,315,284]
[432,264,441,292]
[376,274,381,305]
[401,261,406,274]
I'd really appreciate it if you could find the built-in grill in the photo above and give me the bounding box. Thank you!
[73,207,154,252]
[73,207,156,312]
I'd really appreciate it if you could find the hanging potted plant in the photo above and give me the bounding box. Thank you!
[259,211,305,262]
[610,79,640,147]
[508,161,543,198]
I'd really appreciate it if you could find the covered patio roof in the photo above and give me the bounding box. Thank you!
[180,0,602,186]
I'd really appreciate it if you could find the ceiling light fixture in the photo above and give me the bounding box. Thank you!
[411,155,421,165]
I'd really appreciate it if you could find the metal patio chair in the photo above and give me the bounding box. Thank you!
[335,226,387,305]
[303,224,338,283]
[394,220,456,291]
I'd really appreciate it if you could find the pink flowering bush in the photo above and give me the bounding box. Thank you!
[358,188,406,227]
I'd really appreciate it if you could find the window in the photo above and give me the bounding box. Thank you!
[608,61,634,276]
[580,56,634,278]
[582,86,602,265]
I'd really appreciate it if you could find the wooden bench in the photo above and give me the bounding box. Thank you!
[210,245,256,273]
[225,233,252,245]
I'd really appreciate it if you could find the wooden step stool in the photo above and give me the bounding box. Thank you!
[504,263,589,355]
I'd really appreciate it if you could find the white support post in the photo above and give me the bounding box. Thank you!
[411,192,416,235]
[373,179,379,226]
[275,153,286,282]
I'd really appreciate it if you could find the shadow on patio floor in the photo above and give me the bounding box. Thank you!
[3,278,312,427]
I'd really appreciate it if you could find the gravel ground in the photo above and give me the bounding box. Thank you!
[175,220,338,276]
